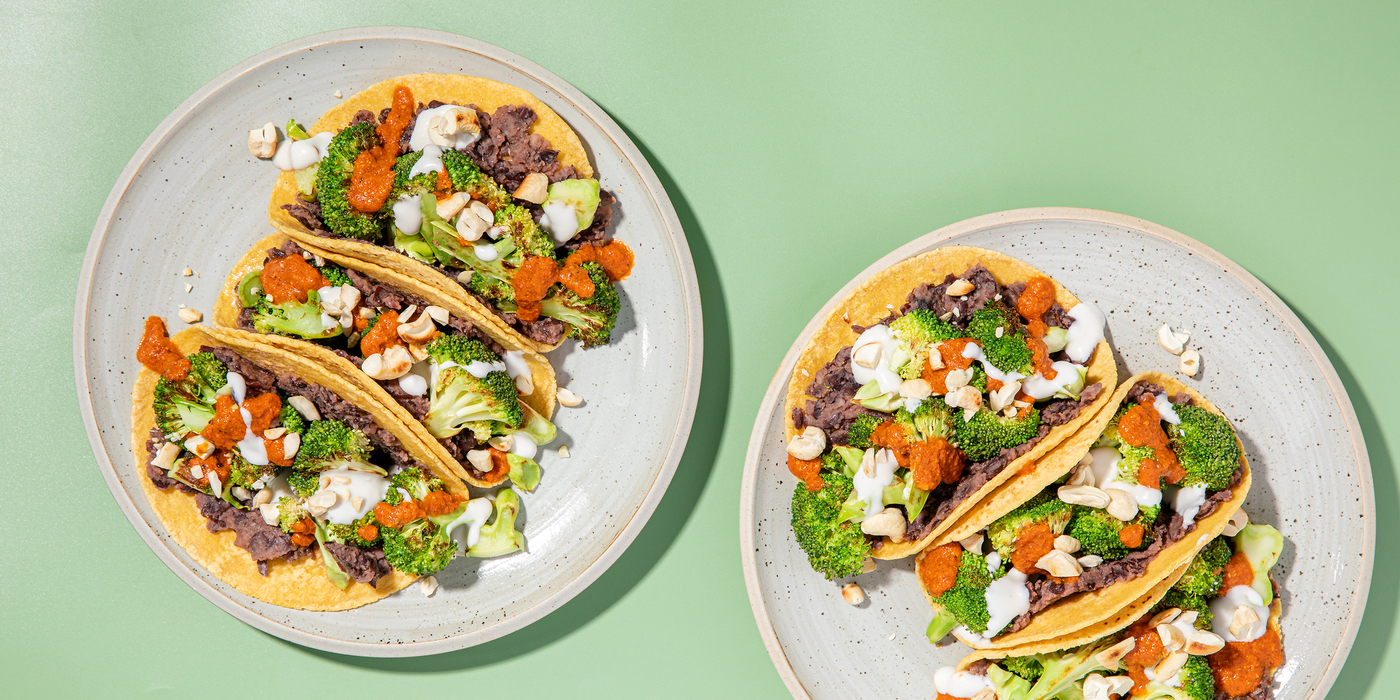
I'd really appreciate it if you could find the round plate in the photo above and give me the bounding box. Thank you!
[740,208,1371,699]
[73,28,701,656]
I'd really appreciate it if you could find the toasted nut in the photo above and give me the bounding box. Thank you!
[1035,549,1083,577]
[253,489,273,508]
[1231,605,1263,640]
[959,534,984,554]
[1179,349,1201,377]
[1067,463,1095,487]
[1153,651,1189,680]
[1057,484,1111,508]
[264,427,287,440]
[425,305,450,324]
[466,449,493,473]
[457,207,489,240]
[513,172,550,204]
[189,464,204,479]
[1177,611,1199,628]
[397,311,437,343]
[406,342,429,363]
[207,470,223,498]
[351,495,364,511]
[258,503,280,526]
[331,475,351,485]
[399,305,418,323]
[177,308,203,324]
[988,380,1022,413]
[1078,554,1104,568]
[489,435,515,452]
[1105,676,1135,697]
[1150,607,1182,627]
[1185,630,1225,655]
[1158,324,1190,355]
[841,583,865,606]
[363,345,413,381]
[309,491,338,509]
[420,575,439,597]
[861,557,877,574]
[926,343,945,370]
[557,445,570,458]
[184,283,192,293]
[898,378,932,400]
[232,486,251,501]
[182,267,193,276]
[557,387,583,407]
[945,385,981,413]
[1054,535,1081,554]
[1081,674,1112,700]
[786,426,827,460]
[943,368,970,392]
[457,270,474,285]
[437,192,468,220]
[248,122,278,158]
[469,200,494,225]
[946,279,976,296]
[1223,508,1249,537]
[334,89,343,98]
[1095,637,1137,670]
[1157,623,1186,652]
[152,442,181,470]
[852,341,882,369]
[860,507,907,542]
[288,395,320,421]
[358,306,376,319]
[318,475,331,490]
[427,107,479,148]
[970,690,995,700]
[515,373,534,395]
[184,435,214,459]
[1105,488,1140,521]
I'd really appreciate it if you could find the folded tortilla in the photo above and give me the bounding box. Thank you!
[265,73,592,353]
[785,246,1118,559]
[129,326,440,610]
[920,371,1252,648]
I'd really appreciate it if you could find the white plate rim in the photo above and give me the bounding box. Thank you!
[738,206,1374,699]
[72,26,702,656]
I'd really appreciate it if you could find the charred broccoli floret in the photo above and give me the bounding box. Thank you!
[1175,537,1233,596]
[1168,404,1241,491]
[889,310,960,379]
[1141,654,1216,699]
[986,490,1074,560]
[539,262,620,348]
[292,420,377,474]
[929,549,1006,635]
[791,471,870,580]
[952,407,1043,463]
[151,352,227,436]
[966,302,1034,375]
[442,150,510,208]
[846,414,885,449]
[326,511,382,547]
[1000,656,1045,683]
[277,403,306,436]
[276,496,310,534]
[1156,589,1214,630]
[381,518,456,575]
[390,465,446,501]
[314,121,386,240]
[423,334,524,438]
[249,291,341,340]
[1066,505,1160,560]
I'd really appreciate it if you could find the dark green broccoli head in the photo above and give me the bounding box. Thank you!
[151,352,227,436]
[250,292,341,340]
[423,335,523,438]
[293,419,374,473]
[1176,654,1217,700]
[540,262,620,348]
[966,303,1033,375]
[327,511,382,547]
[846,414,885,449]
[930,550,1006,635]
[277,403,307,436]
[1168,404,1241,491]
[891,309,961,346]
[387,150,439,204]
[493,203,557,260]
[382,518,456,575]
[1066,506,1160,560]
[224,450,272,489]
[426,333,504,366]
[390,465,446,501]
[314,121,386,240]
[791,471,871,580]
[287,470,319,498]
[911,397,953,441]
[1000,655,1044,683]
[442,150,510,208]
[952,407,1043,463]
[1157,589,1214,630]
[276,496,310,533]
[987,490,1074,560]
[1174,537,1233,596]
[317,264,352,288]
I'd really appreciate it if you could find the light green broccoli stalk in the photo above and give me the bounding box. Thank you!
[151,352,227,436]
[422,334,524,439]
[467,490,526,558]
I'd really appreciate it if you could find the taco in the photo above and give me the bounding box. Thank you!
[132,317,525,610]
[784,246,1118,576]
[916,372,1251,649]
[265,73,634,353]
[933,521,1285,700]
[213,232,555,490]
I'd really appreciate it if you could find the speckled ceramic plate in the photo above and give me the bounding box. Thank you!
[741,208,1371,699]
[73,28,700,656]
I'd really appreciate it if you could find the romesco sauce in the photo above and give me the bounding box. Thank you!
[787,454,825,492]
[910,438,964,490]
[1010,522,1056,574]
[478,448,511,482]
[359,310,402,358]
[1119,524,1146,548]
[923,338,977,393]
[1210,625,1282,698]
[512,255,559,303]
[920,543,964,596]
[1119,402,1184,486]
[203,395,248,450]
[348,86,415,213]
[1122,619,1169,694]
[1220,550,1254,594]
[421,490,466,517]
[261,254,327,304]
[872,421,913,468]
[1016,276,1056,323]
[566,240,635,282]
[242,393,281,434]
[558,264,596,298]
[374,500,424,528]
[1027,335,1057,380]
[137,316,190,381]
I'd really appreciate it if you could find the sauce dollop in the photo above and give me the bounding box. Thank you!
[1118,523,1145,548]
[373,500,424,529]
[920,543,964,596]
[1009,521,1055,574]
[786,454,825,492]
[558,264,596,298]
[359,310,402,358]
[1220,550,1254,594]
[511,255,559,304]
[202,395,249,450]
[261,254,327,304]
[1210,625,1283,697]
[348,86,415,213]
[421,489,466,517]
[922,338,977,394]
[1121,618,1169,694]
[566,239,635,282]
[910,438,964,490]
[1118,401,1184,486]
[1016,276,1056,323]
[137,316,190,381]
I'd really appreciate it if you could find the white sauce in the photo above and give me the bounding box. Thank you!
[474,243,500,262]
[236,406,269,466]
[319,312,337,331]
[852,448,899,518]
[1211,585,1270,643]
[409,144,445,179]
[392,195,424,235]
[501,350,530,381]
[1019,361,1082,399]
[227,372,247,404]
[933,667,990,698]
[983,569,1031,637]
[510,433,538,460]
[408,104,481,152]
[1064,302,1106,363]
[1167,484,1209,524]
[443,497,495,550]
[464,360,508,378]
[541,200,580,244]
[266,473,295,501]
[903,397,922,413]
[398,373,428,397]
[849,325,904,395]
[961,342,1026,384]
[1086,446,1163,507]
[272,132,333,170]
[1154,392,1181,425]
[985,551,1003,572]
[311,468,389,525]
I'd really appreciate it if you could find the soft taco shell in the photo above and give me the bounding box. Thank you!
[785,246,1118,559]
[130,326,422,610]
[266,73,593,353]
[924,371,1251,648]
[213,232,556,421]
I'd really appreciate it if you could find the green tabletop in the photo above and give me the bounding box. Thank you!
[3,2,1396,697]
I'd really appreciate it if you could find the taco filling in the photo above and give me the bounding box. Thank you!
[917,380,1246,644]
[789,266,1107,577]
[276,84,633,347]
[935,523,1285,700]
[137,318,525,588]
[230,239,554,487]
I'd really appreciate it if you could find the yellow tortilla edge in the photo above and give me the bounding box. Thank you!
[130,326,416,610]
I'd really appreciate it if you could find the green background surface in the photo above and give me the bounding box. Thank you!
[2,2,1397,697]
